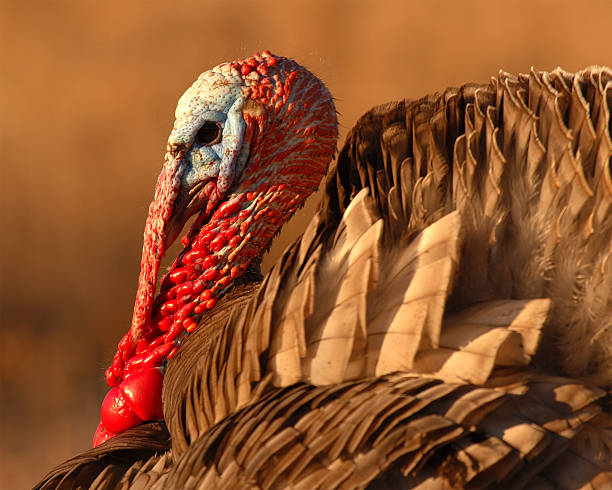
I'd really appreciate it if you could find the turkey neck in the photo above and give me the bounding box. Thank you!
[106,177,315,386]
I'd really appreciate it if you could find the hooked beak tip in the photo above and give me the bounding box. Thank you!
[162,178,218,251]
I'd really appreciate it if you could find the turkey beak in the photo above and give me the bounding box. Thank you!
[164,200,188,251]
[163,164,214,250]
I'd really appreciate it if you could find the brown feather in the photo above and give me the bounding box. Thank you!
[34,422,171,489]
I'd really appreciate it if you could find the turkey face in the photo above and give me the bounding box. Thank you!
[163,69,251,249]
[94,52,338,447]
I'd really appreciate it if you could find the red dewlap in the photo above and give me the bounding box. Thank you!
[100,367,164,434]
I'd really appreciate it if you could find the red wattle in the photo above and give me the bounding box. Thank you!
[99,367,164,437]
[97,368,164,446]
[121,367,164,421]
[100,385,142,434]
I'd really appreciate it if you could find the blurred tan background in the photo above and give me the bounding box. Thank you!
[1,0,611,486]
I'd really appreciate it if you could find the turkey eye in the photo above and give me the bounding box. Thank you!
[195,121,222,146]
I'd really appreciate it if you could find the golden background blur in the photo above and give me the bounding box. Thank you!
[1,0,611,486]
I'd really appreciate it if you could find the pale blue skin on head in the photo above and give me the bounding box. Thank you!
[167,67,253,197]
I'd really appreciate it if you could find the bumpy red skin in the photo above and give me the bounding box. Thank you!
[93,52,338,446]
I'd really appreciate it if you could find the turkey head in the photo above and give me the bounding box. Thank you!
[94,52,338,446]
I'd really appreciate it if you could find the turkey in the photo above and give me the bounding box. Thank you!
[37,53,612,489]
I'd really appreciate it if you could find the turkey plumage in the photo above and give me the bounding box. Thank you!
[37,57,612,489]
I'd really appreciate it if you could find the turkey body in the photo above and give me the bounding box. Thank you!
[38,66,612,488]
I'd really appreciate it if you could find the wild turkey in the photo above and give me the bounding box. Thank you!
[37,53,612,488]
